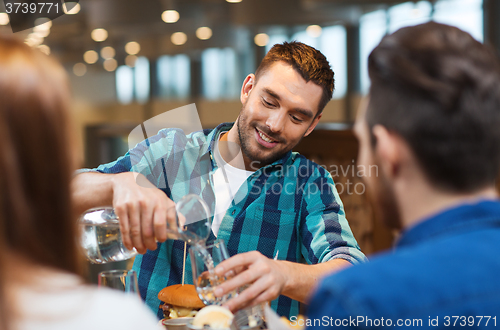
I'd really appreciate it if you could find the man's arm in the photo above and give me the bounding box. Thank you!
[72,172,115,215]
[72,171,175,254]
[213,251,351,312]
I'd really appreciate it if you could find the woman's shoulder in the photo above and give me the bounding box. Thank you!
[15,271,162,330]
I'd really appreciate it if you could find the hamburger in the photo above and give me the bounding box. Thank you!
[158,284,205,319]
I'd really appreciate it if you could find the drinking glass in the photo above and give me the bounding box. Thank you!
[98,269,140,297]
[79,194,211,264]
[190,239,236,305]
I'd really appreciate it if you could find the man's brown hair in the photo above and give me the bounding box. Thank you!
[255,41,335,115]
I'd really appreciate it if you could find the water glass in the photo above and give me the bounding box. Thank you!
[190,239,236,305]
[98,269,140,296]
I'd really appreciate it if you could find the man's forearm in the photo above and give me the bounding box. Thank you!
[71,172,115,215]
[280,258,351,303]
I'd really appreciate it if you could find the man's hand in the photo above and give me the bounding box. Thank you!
[111,172,176,254]
[213,252,352,312]
[213,251,288,312]
[72,171,177,255]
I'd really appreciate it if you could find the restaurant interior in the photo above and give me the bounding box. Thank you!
[0,0,497,279]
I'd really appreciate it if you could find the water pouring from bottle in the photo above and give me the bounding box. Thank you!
[79,194,212,264]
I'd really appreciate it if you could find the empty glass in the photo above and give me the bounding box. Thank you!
[79,194,211,264]
[98,269,140,296]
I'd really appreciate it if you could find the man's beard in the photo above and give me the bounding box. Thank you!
[366,157,403,230]
[236,104,289,169]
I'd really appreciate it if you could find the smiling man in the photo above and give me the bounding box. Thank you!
[73,42,365,318]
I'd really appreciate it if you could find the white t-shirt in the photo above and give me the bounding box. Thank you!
[13,271,162,330]
[212,133,254,236]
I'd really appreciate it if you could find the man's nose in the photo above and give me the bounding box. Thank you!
[266,110,286,133]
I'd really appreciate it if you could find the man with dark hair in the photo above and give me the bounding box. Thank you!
[73,41,365,318]
[307,22,500,328]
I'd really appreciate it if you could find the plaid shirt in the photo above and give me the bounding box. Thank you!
[87,122,366,318]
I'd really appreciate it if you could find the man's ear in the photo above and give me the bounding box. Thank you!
[304,113,322,137]
[240,74,255,104]
[372,125,401,178]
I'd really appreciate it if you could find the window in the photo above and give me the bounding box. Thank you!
[388,1,432,34]
[116,65,134,104]
[291,25,347,99]
[433,0,483,41]
[319,26,347,98]
[359,0,483,94]
[265,33,288,54]
[157,54,190,99]
[135,56,150,104]
[360,9,387,94]
[201,48,239,100]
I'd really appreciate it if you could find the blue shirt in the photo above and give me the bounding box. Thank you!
[86,122,366,318]
[307,200,500,329]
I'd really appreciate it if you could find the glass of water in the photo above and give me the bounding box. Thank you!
[190,239,236,305]
[98,269,140,297]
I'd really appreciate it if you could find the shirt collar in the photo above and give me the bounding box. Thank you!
[199,122,234,157]
[396,199,500,249]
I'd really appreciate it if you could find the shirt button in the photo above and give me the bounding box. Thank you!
[231,210,236,216]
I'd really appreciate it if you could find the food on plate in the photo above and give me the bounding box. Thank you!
[158,284,205,320]
[192,305,234,329]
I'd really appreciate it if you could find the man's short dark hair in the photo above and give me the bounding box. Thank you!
[367,22,500,192]
[255,41,334,115]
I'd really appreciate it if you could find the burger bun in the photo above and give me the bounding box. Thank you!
[192,306,234,329]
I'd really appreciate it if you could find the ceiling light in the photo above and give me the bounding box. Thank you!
[306,25,322,38]
[125,41,140,55]
[171,32,187,46]
[226,0,242,3]
[125,55,138,68]
[100,46,115,59]
[91,28,108,42]
[63,2,80,15]
[0,13,9,25]
[73,63,87,76]
[196,27,212,40]
[37,45,50,55]
[254,33,269,47]
[103,58,117,72]
[83,50,98,64]
[162,10,179,23]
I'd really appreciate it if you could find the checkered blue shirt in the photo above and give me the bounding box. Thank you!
[86,122,366,318]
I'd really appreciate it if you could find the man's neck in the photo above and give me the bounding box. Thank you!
[396,179,498,230]
[218,130,247,170]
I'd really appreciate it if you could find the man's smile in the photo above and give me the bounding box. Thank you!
[255,127,279,148]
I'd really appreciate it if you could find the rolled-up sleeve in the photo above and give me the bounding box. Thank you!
[300,167,367,265]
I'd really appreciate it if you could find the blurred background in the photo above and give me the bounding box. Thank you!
[0,0,496,266]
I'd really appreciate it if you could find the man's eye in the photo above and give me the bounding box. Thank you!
[262,98,275,107]
[291,115,303,123]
